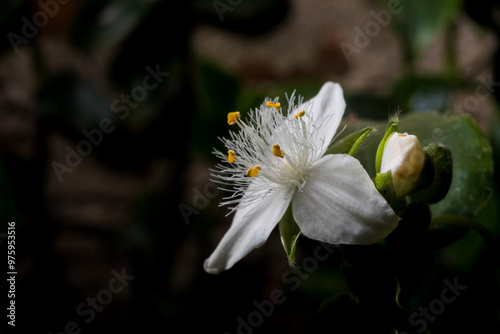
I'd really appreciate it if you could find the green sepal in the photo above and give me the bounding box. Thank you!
[278,204,301,265]
[324,127,373,156]
[373,171,406,214]
[375,119,399,173]
[411,144,453,204]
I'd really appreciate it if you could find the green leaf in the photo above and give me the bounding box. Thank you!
[278,205,301,265]
[386,0,462,58]
[191,57,240,156]
[307,293,370,333]
[324,126,373,156]
[393,75,454,112]
[424,215,471,250]
[345,95,398,120]
[344,111,493,218]
[192,0,288,35]
[72,0,160,49]
[426,214,498,276]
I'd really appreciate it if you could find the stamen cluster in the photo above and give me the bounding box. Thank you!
[211,93,325,213]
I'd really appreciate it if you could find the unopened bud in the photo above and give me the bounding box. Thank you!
[380,132,425,197]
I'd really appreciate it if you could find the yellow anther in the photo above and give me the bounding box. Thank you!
[266,101,280,109]
[246,166,261,177]
[227,150,236,163]
[272,144,284,158]
[294,110,305,119]
[399,133,407,137]
[227,112,240,125]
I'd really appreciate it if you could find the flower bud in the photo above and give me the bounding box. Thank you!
[380,132,425,197]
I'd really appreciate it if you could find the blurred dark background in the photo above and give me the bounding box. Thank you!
[0,0,500,333]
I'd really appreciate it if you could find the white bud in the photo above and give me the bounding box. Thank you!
[380,132,425,197]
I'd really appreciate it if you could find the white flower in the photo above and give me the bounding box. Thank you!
[380,132,425,197]
[205,82,400,274]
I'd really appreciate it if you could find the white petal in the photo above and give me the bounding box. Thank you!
[204,185,294,274]
[292,154,400,245]
[302,82,346,156]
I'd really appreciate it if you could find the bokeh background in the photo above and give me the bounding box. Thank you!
[1,0,500,333]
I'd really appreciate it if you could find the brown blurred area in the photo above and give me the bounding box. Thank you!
[192,0,496,126]
[0,0,498,333]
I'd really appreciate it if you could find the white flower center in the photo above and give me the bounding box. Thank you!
[211,92,324,212]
